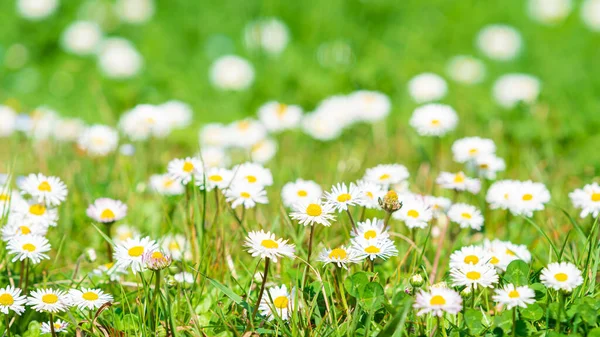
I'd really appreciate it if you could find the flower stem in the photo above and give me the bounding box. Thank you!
[346,209,357,234]
[512,307,517,337]
[150,270,162,331]
[471,284,475,309]
[105,222,114,262]
[556,291,564,333]
[252,258,270,319]
[49,314,57,337]
[5,314,11,337]
[307,225,316,263]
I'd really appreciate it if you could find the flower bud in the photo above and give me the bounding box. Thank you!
[85,248,97,263]
[143,250,172,271]
[410,274,424,288]
[379,190,403,214]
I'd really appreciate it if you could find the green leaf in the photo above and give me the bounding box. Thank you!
[344,272,369,298]
[464,308,485,335]
[520,303,543,321]
[378,297,413,337]
[494,310,513,332]
[504,260,530,286]
[589,328,600,337]
[529,283,547,301]
[358,282,385,311]
[514,320,531,337]
[205,276,243,305]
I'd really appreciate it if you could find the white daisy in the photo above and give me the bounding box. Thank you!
[450,263,499,289]
[17,0,58,20]
[224,182,268,209]
[363,164,410,187]
[582,0,600,31]
[353,218,389,240]
[244,18,290,54]
[160,100,192,129]
[244,230,295,262]
[0,189,24,215]
[259,285,298,321]
[423,195,451,219]
[227,119,267,149]
[483,239,529,271]
[149,173,185,196]
[393,196,432,229]
[0,105,17,137]
[113,236,159,274]
[414,287,462,316]
[451,137,496,163]
[507,181,551,217]
[356,180,385,209]
[209,55,255,91]
[409,104,458,137]
[0,286,27,315]
[569,182,600,218]
[174,271,195,284]
[301,112,343,141]
[1,219,48,241]
[486,180,520,210]
[349,90,391,123]
[281,179,322,208]
[474,154,506,180]
[77,124,119,157]
[324,182,364,212]
[198,146,230,169]
[528,0,572,25]
[493,284,536,310]
[407,73,448,103]
[231,162,273,187]
[119,104,172,141]
[493,74,541,109]
[61,21,103,56]
[20,173,68,206]
[27,288,70,313]
[446,55,486,85]
[41,319,69,334]
[289,200,336,227]
[112,224,140,245]
[68,288,113,310]
[476,24,522,61]
[201,167,233,191]
[449,245,489,269]
[250,138,278,164]
[167,157,203,185]
[540,262,583,292]
[7,235,51,264]
[98,38,143,79]
[161,234,190,261]
[87,198,127,223]
[350,237,398,261]
[436,172,481,194]
[11,199,59,227]
[318,246,362,269]
[199,123,231,148]
[91,262,127,282]
[448,203,484,230]
[257,101,303,133]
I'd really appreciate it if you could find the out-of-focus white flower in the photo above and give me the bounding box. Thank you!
[281,179,322,208]
[257,102,302,133]
[507,180,551,217]
[98,38,143,79]
[451,137,496,163]
[349,90,391,123]
[437,172,481,194]
[493,74,541,109]
[528,0,572,25]
[115,0,155,24]
[150,174,184,196]
[198,147,230,168]
[0,105,18,137]
[446,55,486,85]
[227,119,267,149]
[408,73,448,103]
[569,182,600,218]
[28,107,60,141]
[199,123,231,148]
[53,118,85,142]
[582,0,600,31]
[119,144,135,156]
[476,25,522,61]
[119,104,172,141]
[301,112,342,141]
[77,124,119,157]
[61,21,103,56]
[474,154,506,180]
[160,100,192,129]
[17,0,58,20]
[244,18,290,55]
[251,138,278,164]
[409,104,458,137]
[209,55,254,91]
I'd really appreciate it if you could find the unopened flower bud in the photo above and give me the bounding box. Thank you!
[379,190,403,214]
[143,250,172,271]
[410,274,424,288]
[85,248,97,263]
[460,286,473,298]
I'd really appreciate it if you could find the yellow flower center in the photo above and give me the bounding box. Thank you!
[386,190,398,200]
[20,226,31,235]
[366,191,373,199]
[329,248,347,260]
[297,190,308,197]
[240,192,251,198]
[100,209,115,220]
[128,246,144,257]
[261,239,279,249]
[453,173,465,183]
[273,296,289,309]
[337,193,351,202]
[38,181,52,192]
[182,162,194,173]
[54,323,61,329]
[461,212,472,219]
[490,256,500,264]
[379,173,391,181]
[276,104,288,117]
[505,249,516,256]
[591,193,600,202]
[22,243,36,252]
[466,271,481,280]
[464,255,479,264]
[246,175,257,183]
[0,193,9,201]
[237,120,251,130]
[42,294,58,304]
[508,290,520,298]
[430,119,440,126]
[306,203,322,217]
[429,295,446,305]
[29,204,46,216]
[479,164,489,169]
[104,262,114,269]
[365,245,380,254]
[407,209,419,218]
[554,273,568,282]
[168,241,180,250]
[0,293,15,306]
[209,175,223,182]
[163,179,174,188]
[364,230,377,239]
[151,251,164,259]
[522,194,533,201]
[82,292,99,301]
[468,148,478,155]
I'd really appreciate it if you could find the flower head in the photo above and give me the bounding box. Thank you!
[290,200,336,227]
[0,286,27,315]
[244,230,295,262]
[7,235,51,264]
[414,287,462,316]
[20,173,68,206]
[27,288,70,313]
[113,236,159,274]
[493,284,536,310]
[318,246,362,269]
[258,285,298,321]
[540,262,583,292]
[87,198,127,223]
[68,288,113,310]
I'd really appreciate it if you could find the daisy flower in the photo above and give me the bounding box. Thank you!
[61,21,102,55]
[414,287,462,316]
[474,153,506,180]
[227,119,267,149]
[244,230,295,262]
[353,218,389,240]
[493,74,541,109]
[448,203,484,230]
[482,239,525,271]
[250,138,278,164]
[98,38,142,79]
[87,198,127,223]
[0,105,17,137]
[351,237,398,261]
[324,182,364,212]
[289,200,336,227]
[41,319,69,334]
[7,235,51,264]
[17,0,58,20]
[392,196,432,229]
[582,0,600,31]
[149,173,185,196]
[201,167,233,191]
[350,90,391,123]
[363,164,410,187]
[449,245,489,268]
[493,284,536,310]
[174,271,195,285]
[1,217,48,241]
[209,55,255,91]
[244,18,290,54]
[281,179,322,208]
[259,285,298,321]
[224,182,268,209]
[490,239,532,263]
[318,246,362,269]
[199,123,231,148]
[11,199,58,227]
[113,236,159,274]
[409,104,458,137]
[112,224,140,245]
[356,180,385,209]
[160,100,192,129]
[161,234,190,261]
[507,181,551,217]
[198,146,230,169]
[407,73,448,103]
[231,162,273,187]
[423,195,451,218]
[569,182,600,218]
[167,157,203,185]
[436,171,481,194]
[528,0,572,25]
[257,101,303,133]
[451,137,496,163]
[540,262,583,292]
[476,24,522,61]
[446,55,486,85]
[20,173,68,206]
[68,288,113,310]
[486,180,519,210]
[1,188,24,215]
[0,286,27,315]
[450,263,499,289]
[77,124,119,157]
[91,262,127,282]
[301,112,343,141]
[27,288,70,313]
